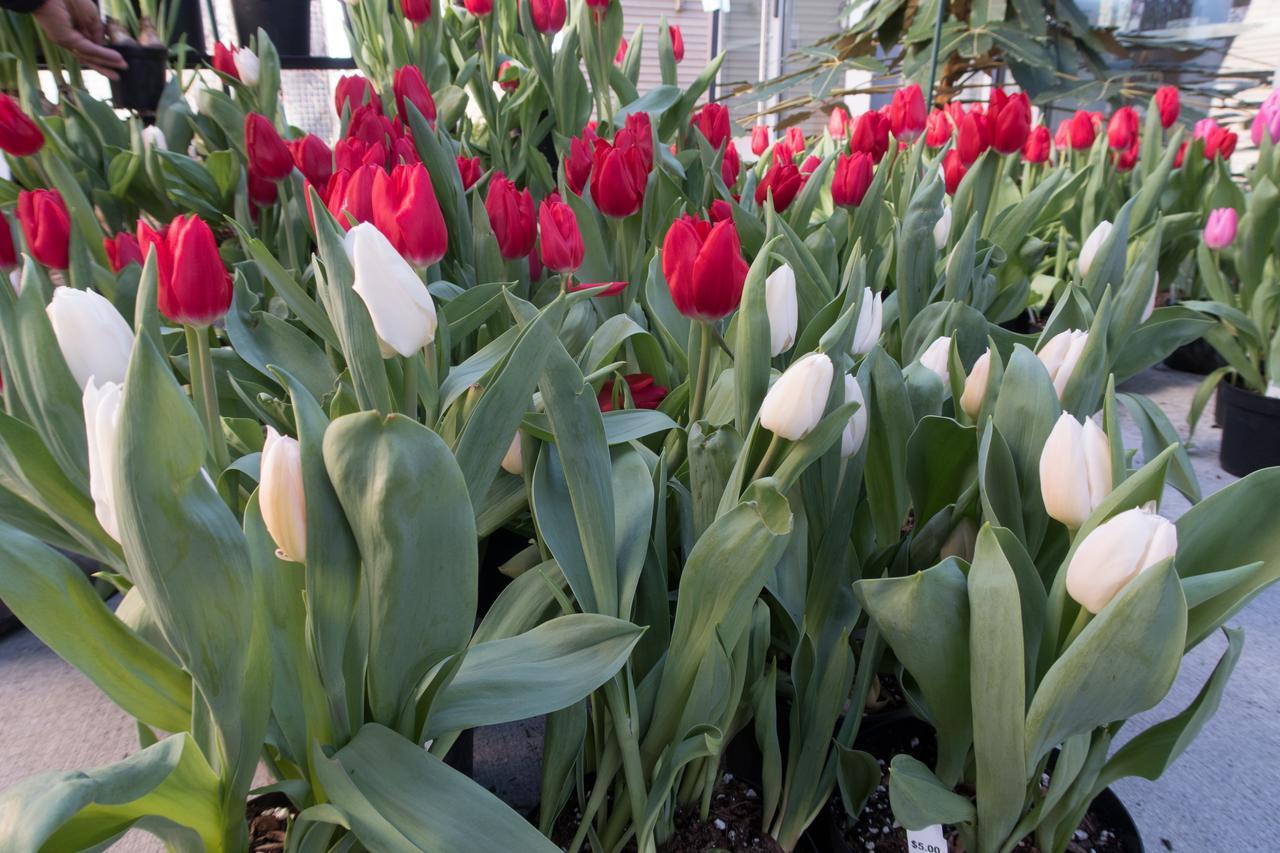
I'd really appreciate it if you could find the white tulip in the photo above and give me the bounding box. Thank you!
[83,379,123,543]
[840,374,867,458]
[764,264,798,356]
[918,336,951,383]
[1066,506,1177,614]
[759,352,834,441]
[850,288,882,356]
[344,222,437,359]
[501,432,524,475]
[46,287,135,390]
[1039,413,1112,529]
[1037,329,1088,398]
[933,206,952,250]
[260,427,307,563]
[233,48,261,87]
[1140,272,1159,323]
[140,125,167,151]
[959,348,991,419]
[939,517,977,562]
[1079,220,1112,278]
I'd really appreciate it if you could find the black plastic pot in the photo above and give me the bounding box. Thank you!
[1163,337,1226,375]
[1218,380,1280,476]
[108,44,168,113]
[232,0,311,57]
[170,0,205,54]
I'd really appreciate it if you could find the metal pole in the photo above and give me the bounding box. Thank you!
[924,0,947,107]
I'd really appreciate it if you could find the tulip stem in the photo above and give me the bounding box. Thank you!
[400,354,420,419]
[184,324,229,473]
[1060,606,1092,652]
[750,433,785,482]
[689,322,713,424]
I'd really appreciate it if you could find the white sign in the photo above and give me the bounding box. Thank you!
[906,824,948,853]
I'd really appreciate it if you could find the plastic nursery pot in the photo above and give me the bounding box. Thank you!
[1218,380,1280,477]
[108,44,168,114]
[232,0,311,58]
[1162,337,1226,376]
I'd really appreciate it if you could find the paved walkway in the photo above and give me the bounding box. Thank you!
[1,366,1275,851]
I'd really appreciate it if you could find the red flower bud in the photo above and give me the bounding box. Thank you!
[465,0,493,15]
[335,74,380,117]
[567,280,628,297]
[373,163,448,266]
[212,42,239,80]
[326,164,380,226]
[141,216,233,326]
[1107,106,1139,151]
[692,103,732,151]
[662,215,749,321]
[598,373,667,411]
[956,111,989,166]
[103,232,144,273]
[393,65,437,126]
[528,0,566,33]
[721,141,741,186]
[457,155,482,190]
[248,167,278,207]
[849,111,889,163]
[620,112,654,173]
[289,134,333,192]
[832,151,874,208]
[990,92,1031,154]
[751,124,769,155]
[755,160,802,211]
[0,93,44,156]
[566,130,595,195]
[589,136,648,218]
[401,0,431,23]
[485,175,537,259]
[889,84,927,142]
[245,113,293,181]
[828,107,850,139]
[0,215,17,271]
[942,149,966,195]
[348,103,394,147]
[670,25,684,62]
[497,60,521,92]
[1204,125,1237,160]
[1022,125,1051,164]
[925,109,951,147]
[17,189,70,269]
[1155,86,1179,129]
[1174,141,1187,168]
[785,126,805,156]
[708,198,733,222]
[614,37,628,66]
[1113,143,1139,173]
[1068,110,1096,150]
[537,198,584,273]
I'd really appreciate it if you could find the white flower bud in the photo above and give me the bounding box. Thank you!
[1039,413,1112,529]
[959,348,991,419]
[759,352,834,441]
[764,264,798,356]
[918,336,951,383]
[233,48,261,87]
[840,374,867,458]
[933,206,952,250]
[1037,329,1089,399]
[83,379,124,543]
[501,432,524,475]
[1066,506,1176,614]
[1140,272,1159,323]
[46,287,135,390]
[1079,220,1112,278]
[140,125,167,151]
[260,427,307,563]
[344,222,437,358]
[850,288,882,356]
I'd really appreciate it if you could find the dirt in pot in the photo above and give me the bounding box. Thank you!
[246,791,297,852]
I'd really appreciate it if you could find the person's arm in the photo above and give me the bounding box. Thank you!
[4,0,128,79]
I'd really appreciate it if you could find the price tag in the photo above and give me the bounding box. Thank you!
[906,824,947,853]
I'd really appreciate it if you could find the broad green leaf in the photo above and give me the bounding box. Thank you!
[226,279,337,402]
[888,754,977,831]
[907,416,978,525]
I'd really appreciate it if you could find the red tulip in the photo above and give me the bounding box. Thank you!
[335,74,380,116]
[956,111,989,166]
[0,216,17,271]
[990,92,1031,154]
[537,198,584,273]
[373,163,448,266]
[334,137,385,171]
[212,42,239,79]
[1113,143,1139,173]
[0,93,44,156]
[326,164,380,226]
[755,160,802,211]
[708,198,733,223]
[528,0,566,33]
[393,66,437,125]
[496,60,522,92]
[620,112,654,173]
[465,0,493,15]
[140,216,233,327]
[832,151,874,208]
[590,136,647,217]
[662,215,749,320]
[1174,141,1187,168]
[248,168,278,207]
[615,37,628,66]
[1204,125,1237,160]
[598,373,667,412]
[889,84,927,142]
[692,103,732,151]
[245,113,293,181]
[942,150,966,196]
[849,111,889,163]
[751,124,769,155]
[1107,106,1139,151]
[567,280,628,296]
[103,232,144,272]
[785,126,806,156]
[799,154,820,176]
[584,0,610,9]
[348,103,395,147]
[828,107,850,139]
[289,134,333,191]
[401,0,430,23]
[485,175,537,259]
[670,25,684,62]
[1155,86,1179,129]
[16,189,70,269]
[392,133,418,166]
[457,155,483,190]
[1022,125,1051,164]
[566,130,595,195]
[1067,110,1096,150]
[721,141,741,186]
[924,109,951,147]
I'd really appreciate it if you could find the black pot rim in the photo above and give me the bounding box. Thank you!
[1219,377,1280,416]
[108,42,170,59]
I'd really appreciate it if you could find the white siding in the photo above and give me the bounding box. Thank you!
[619,0,715,96]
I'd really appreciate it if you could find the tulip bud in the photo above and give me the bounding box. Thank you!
[849,111,889,162]
[942,150,966,195]
[934,206,952,250]
[83,379,123,542]
[598,373,668,411]
[669,25,685,62]
[1140,271,1159,324]
[1065,506,1176,613]
[260,427,307,563]
[0,92,44,157]
[393,65,437,126]
[662,215,749,321]
[335,74,380,116]
[46,288,135,390]
[344,222,437,358]
[888,84,927,142]
[501,432,524,475]
[1067,110,1096,149]
[957,111,990,166]
[764,264,798,356]
[1037,328,1088,398]
[722,141,742,186]
[1251,90,1280,147]
[233,47,260,86]
[1079,220,1112,278]
[925,109,951,147]
[751,124,769,156]
[990,93,1032,154]
[589,135,648,218]
[918,336,951,383]
[141,125,168,151]
[760,352,834,441]
[290,134,333,191]
[1155,86,1179,129]
[1039,413,1112,529]
[959,348,991,418]
[538,198,584,274]
[1107,107,1139,151]
[1203,208,1237,250]
[485,175,537,259]
[402,0,431,24]
[465,0,493,15]
[245,113,293,182]
[827,106,850,139]
[755,160,803,212]
[850,288,882,356]
[840,374,867,457]
[17,189,71,269]
[832,151,874,208]
[371,163,448,267]
[103,232,144,273]
[0,215,16,272]
[140,215,234,327]
[939,517,978,561]
[457,155,483,190]
[692,104,732,151]
[1022,125,1051,164]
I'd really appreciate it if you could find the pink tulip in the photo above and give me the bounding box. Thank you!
[1203,208,1237,250]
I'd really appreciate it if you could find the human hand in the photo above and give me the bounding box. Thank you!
[32,0,129,80]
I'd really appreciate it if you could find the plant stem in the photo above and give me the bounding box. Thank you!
[401,353,420,418]
[184,324,229,473]
[1060,605,1092,652]
[603,678,652,853]
[689,322,713,424]
[750,433,784,482]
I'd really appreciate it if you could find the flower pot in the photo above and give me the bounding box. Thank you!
[232,0,311,57]
[108,44,168,114]
[1162,337,1225,375]
[1218,380,1280,476]
[170,0,206,54]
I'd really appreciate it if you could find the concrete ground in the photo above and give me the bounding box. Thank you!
[1,366,1275,851]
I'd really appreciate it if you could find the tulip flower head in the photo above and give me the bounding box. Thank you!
[934,205,952,250]
[840,374,868,458]
[290,134,333,191]
[827,107,850,139]
[957,110,990,166]
[1066,506,1176,614]
[334,74,380,116]
[755,160,803,211]
[538,198,585,274]
[565,127,596,195]
[924,109,951,147]
[372,163,448,267]
[501,432,524,475]
[851,288,882,356]
[326,163,380,226]
[104,232,144,273]
[1251,89,1280,146]
[1204,207,1238,250]
[465,0,493,15]
[46,288,135,390]
[721,141,742,186]
[959,348,991,419]
[764,264,798,356]
[1067,110,1096,150]
[211,42,240,79]
[751,124,770,156]
[889,84,927,142]
[1079,219,1112,278]
[141,125,168,151]
[598,373,667,411]
[0,216,16,272]
[260,427,307,563]
[942,150,966,195]
[528,0,566,33]
[760,352,834,441]
[692,104,732,151]
[989,92,1032,154]
[344,222,438,358]
[669,25,684,62]
[832,151,874,208]
[849,111,890,162]
[485,175,537,259]
[140,216,234,327]
[1039,413,1112,529]
[1106,107,1140,151]
[17,189,71,269]
[918,336,952,383]
[401,0,431,23]
[1022,125,1051,163]
[457,155,483,190]
[589,134,648,217]
[83,379,123,543]
[0,94,44,156]
[393,65,437,125]
[1203,124,1237,160]
[1037,328,1088,398]
[662,215,749,321]
[245,113,294,182]
[1155,85,1180,129]
[233,47,260,86]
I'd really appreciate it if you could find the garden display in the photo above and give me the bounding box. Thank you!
[0,1,1276,851]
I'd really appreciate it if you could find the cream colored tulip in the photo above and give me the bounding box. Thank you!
[1039,413,1112,528]
[1037,329,1088,398]
[345,222,438,358]
[840,375,867,458]
[1140,272,1159,323]
[934,206,952,250]
[1079,220,1112,278]
[47,287,134,390]
[764,264,798,356]
[141,125,168,151]
[1066,506,1177,613]
[850,288,882,356]
[918,336,952,383]
[260,427,307,563]
[83,379,123,542]
[960,349,991,418]
[234,48,261,87]
[759,352,833,441]
[501,432,524,475]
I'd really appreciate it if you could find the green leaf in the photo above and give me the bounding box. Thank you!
[226,279,337,401]
[734,239,784,433]
[861,349,913,548]
[907,416,978,525]
[888,754,977,831]
[1116,392,1200,503]
[229,221,339,349]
